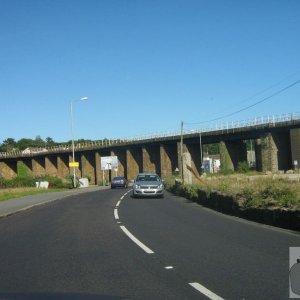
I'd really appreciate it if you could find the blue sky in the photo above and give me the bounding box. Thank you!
[1,0,300,143]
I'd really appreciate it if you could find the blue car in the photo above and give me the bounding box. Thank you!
[111,177,128,189]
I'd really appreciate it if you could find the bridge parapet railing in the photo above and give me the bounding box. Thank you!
[1,112,299,158]
[183,112,300,135]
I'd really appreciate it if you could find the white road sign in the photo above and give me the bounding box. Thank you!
[101,156,118,170]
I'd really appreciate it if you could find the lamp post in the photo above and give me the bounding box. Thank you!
[70,97,88,188]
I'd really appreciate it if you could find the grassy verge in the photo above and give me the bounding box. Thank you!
[0,187,68,202]
[164,174,300,231]
[164,175,300,209]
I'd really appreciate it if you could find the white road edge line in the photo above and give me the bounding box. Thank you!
[120,225,154,254]
[189,282,224,300]
[114,209,119,220]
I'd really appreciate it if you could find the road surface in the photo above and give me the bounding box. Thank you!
[0,188,298,299]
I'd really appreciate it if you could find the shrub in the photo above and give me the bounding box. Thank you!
[237,161,250,173]
[219,167,234,175]
[41,176,63,188]
[17,162,29,177]
[218,181,228,193]
[182,185,199,201]
[7,176,36,188]
[0,176,7,188]
[238,187,257,208]
[0,174,71,189]
[259,185,297,208]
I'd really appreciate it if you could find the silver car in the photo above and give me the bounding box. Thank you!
[132,173,164,198]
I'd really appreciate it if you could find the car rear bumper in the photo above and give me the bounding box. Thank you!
[133,188,164,197]
[111,184,127,188]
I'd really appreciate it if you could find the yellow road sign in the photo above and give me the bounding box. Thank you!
[69,162,79,167]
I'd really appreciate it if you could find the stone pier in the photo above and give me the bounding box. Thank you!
[32,157,46,176]
[57,155,70,178]
[45,156,58,176]
[142,145,161,175]
[81,151,96,184]
[160,144,177,177]
[126,148,142,180]
[255,132,291,172]
[0,160,17,179]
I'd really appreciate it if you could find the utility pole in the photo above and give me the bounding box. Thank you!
[180,121,184,184]
[199,131,203,172]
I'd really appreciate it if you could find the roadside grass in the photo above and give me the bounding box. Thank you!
[0,169,73,202]
[0,187,67,202]
[164,175,300,209]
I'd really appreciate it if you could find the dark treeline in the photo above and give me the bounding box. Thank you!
[0,136,95,152]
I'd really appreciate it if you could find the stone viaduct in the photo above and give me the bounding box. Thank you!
[1,115,300,184]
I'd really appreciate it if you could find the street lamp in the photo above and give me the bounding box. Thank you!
[70,96,88,188]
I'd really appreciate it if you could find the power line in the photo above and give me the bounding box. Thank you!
[214,69,300,113]
[185,79,300,125]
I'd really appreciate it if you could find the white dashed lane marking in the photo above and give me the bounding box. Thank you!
[115,190,225,300]
[120,225,154,254]
[189,282,224,300]
[114,209,119,220]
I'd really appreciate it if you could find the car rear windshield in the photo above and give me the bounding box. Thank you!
[113,177,125,180]
[136,175,160,182]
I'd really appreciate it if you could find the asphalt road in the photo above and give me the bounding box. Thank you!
[0,188,299,300]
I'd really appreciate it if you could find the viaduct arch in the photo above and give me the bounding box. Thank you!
[1,117,300,184]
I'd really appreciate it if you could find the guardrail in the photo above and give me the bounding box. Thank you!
[1,112,299,158]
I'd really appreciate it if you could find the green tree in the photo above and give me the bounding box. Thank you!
[34,135,45,147]
[203,143,219,155]
[17,138,34,150]
[1,138,17,152]
[45,137,55,146]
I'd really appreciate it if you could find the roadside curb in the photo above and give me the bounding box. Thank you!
[168,185,300,232]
